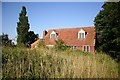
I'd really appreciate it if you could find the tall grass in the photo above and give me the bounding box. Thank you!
[2,47,118,78]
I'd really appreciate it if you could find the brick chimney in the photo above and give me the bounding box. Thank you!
[43,30,47,38]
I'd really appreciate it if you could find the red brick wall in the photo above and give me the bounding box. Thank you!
[90,46,95,54]
[76,46,82,50]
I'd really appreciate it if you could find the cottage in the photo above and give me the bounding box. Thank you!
[31,26,96,53]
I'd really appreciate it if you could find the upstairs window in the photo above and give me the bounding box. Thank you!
[78,29,86,39]
[51,34,56,39]
[83,45,90,52]
[50,31,56,40]
[79,33,85,38]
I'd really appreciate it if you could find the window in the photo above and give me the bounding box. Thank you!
[71,46,76,50]
[79,33,85,38]
[50,31,56,40]
[83,45,90,52]
[78,29,85,39]
[51,34,56,39]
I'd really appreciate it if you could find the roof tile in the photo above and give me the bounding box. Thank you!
[44,26,95,46]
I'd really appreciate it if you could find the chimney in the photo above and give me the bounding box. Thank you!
[43,30,47,38]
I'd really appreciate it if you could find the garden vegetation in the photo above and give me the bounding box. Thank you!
[2,46,118,79]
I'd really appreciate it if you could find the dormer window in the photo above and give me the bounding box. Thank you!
[78,29,86,39]
[50,31,56,40]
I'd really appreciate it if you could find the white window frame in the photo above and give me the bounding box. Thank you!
[83,45,90,52]
[71,46,76,50]
[50,31,56,40]
[78,29,85,39]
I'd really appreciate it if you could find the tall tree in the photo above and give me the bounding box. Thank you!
[17,6,29,46]
[94,2,120,59]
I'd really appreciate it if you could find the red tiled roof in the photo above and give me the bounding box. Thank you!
[31,39,41,48]
[43,26,95,46]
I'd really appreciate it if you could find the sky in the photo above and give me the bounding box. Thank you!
[2,2,104,42]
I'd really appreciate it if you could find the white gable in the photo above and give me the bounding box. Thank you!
[78,29,85,33]
[51,31,56,34]
[78,29,86,39]
[50,31,56,40]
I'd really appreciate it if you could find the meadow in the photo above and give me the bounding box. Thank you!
[2,47,118,79]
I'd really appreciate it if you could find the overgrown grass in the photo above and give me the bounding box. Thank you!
[2,47,118,78]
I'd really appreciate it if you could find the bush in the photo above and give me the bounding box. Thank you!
[38,41,46,48]
[55,39,67,51]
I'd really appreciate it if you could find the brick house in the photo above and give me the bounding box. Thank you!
[31,26,96,53]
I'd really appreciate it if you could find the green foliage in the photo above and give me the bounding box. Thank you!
[55,39,67,51]
[38,40,46,48]
[94,2,120,61]
[17,6,29,46]
[2,47,118,78]
[27,31,39,46]
[16,6,39,48]
[0,33,14,46]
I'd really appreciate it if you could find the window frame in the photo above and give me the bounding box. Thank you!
[50,31,56,40]
[78,29,86,39]
[83,45,90,52]
[71,46,76,50]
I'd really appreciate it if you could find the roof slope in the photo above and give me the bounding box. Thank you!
[44,26,95,46]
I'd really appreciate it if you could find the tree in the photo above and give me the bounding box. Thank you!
[27,31,39,47]
[0,33,14,46]
[94,2,120,60]
[17,6,29,46]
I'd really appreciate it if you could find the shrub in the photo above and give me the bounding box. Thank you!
[55,39,67,51]
[38,41,46,48]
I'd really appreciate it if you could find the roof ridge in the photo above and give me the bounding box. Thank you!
[48,26,95,31]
